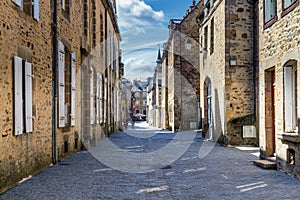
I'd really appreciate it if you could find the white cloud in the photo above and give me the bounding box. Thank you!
[117,0,165,30]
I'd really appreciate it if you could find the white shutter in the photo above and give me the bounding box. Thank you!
[90,68,95,124]
[58,41,65,128]
[96,73,100,124]
[70,52,76,126]
[14,56,23,135]
[33,0,39,21]
[99,74,103,123]
[116,89,120,121]
[62,0,65,10]
[25,61,33,133]
[284,67,294,131]
[104,78,107,123]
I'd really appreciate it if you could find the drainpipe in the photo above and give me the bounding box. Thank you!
[52,0,58,164]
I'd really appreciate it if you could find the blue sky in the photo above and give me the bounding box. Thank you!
[116,0,195,81]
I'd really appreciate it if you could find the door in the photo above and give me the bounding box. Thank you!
[265,68,276,157]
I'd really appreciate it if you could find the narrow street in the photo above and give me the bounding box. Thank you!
[1,122,300,200]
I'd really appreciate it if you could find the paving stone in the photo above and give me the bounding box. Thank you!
[1,125,300,199]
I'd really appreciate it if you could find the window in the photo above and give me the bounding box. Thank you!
[90,68,95,125]
[61,0,70,16]
[282,0,299,17]
[70,52,76,126]
[264,0,277,28]
[283,0,297,9]
[12,0,39,21]
[136,101,140,106]
[204,26,208,51]
[96,73,103,124]
[100,13,104,56]
[104,78,107,123]
[13,56,33,135]
[58,41,65,128]
[92,0,96,48]
[58,41,76,127]
[135,92,140,98]
[143,92,147,98]
[83,0,88,36]
[136,110,140,114]
[210,18,214,55]
[284,65,297,132]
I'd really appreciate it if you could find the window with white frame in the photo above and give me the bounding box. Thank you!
[58,41,76,127]
[284,65,297,132]
[12,0,39,21]
[13,56,33,135]
[264,0,276,24]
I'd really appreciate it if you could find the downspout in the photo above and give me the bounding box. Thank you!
[52,0,58,164]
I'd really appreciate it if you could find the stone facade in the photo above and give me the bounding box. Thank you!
[258,0,300,179]
[0,0,122,194]
[162,1,202,132]
[199,0,257,145]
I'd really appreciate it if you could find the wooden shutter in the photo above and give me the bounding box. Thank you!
[70,52,76,126]
[284,67,294,131]
[90,68,95,124]
[14,56,23,135]
[33,0,39,21]
[58,41,65,128]
[25,61,33,133]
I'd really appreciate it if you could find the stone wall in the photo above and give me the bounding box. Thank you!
[199,0,256,144]
[0,0,53,193]
[258,0,300,178]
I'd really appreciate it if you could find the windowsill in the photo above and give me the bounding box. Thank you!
[263,16,278,30]
[279,133,300,143]
[281,1,299,18]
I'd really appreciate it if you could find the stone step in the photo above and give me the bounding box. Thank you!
[253,159,277,170]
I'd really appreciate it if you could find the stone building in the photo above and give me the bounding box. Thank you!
[162,1,201,132]
[146,77,155,126]
[121,78,132,127]
[0,0,122,193]
[131,80,147,118]
[257,0,300,179]
[198,0,257,145]
[152,49,163,128]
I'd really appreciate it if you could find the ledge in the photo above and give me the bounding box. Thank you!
[279,134,300,143]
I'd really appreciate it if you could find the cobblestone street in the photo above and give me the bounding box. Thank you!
[1,123,300,200]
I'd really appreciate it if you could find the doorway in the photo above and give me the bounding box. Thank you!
[265,68,276,157]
